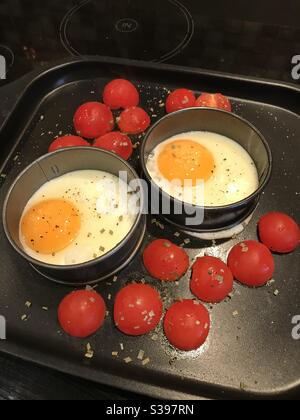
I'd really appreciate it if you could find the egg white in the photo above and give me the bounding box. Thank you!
[19,170,138,265]
[146,131,259,207]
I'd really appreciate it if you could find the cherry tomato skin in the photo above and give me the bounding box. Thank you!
[143,239,189,282]
[118,107,151,134]
[191,256,234,303]
[227,240,275,287]
[195,93,232,112]
[58,290,106,338]
[166,89,196,113]
[94,132,133,160]
[103,79,139,110]
[114,284,163,336]
[258,212,300,254]
[48,135,90,153]
[73,102,114,139]
[164,300,210,351]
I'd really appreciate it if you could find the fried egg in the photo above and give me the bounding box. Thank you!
[146,132,259,206]
[19,170,138,265]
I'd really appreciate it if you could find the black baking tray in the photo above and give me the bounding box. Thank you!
[0,57,299,400]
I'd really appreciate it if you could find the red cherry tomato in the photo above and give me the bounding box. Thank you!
[73,102,114,139]
[118,107,151,135]
[191,256,233,303]
[94,132,133,160]
[48,135,90,153]
[258,212,300,254]
[164,300,210,351]
[103,79,139,110]
[58,290,106,338]
[227,240,275,287]
[166,89,196,113]
[143,239,189,282]
[195,93,232,112]
[114,283,163,336]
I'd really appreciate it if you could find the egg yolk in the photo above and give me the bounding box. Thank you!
[21,199,81,255]
[157,140,215,186]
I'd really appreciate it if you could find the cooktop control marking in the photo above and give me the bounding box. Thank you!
[115,18,139,33]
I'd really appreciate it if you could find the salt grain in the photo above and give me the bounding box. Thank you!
[137,350,145,361]
[142,358,150,366]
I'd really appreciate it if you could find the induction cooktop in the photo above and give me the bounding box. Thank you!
[0,0,299,85]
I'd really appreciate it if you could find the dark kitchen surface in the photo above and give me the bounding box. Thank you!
[0,0,299,89]
[0,352,144,401]
[0,0,299,401]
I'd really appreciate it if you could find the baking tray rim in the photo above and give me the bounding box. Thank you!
[0,340,299,400]
[1,54,300,132]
